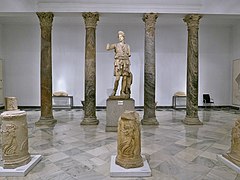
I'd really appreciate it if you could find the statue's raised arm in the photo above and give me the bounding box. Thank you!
[106,43,115,51]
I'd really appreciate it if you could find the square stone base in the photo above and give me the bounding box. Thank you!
[106,98,135,132]
[0,155,42,177]
[110,155,151,177]
[217,154,240,174]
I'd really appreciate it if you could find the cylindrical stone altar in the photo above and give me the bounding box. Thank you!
[5,97,18,111]
[223,119,240,166]
[1,111,31,169]
[116,111,143,169]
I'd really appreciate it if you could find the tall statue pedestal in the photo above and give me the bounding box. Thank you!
[106,98,135,132]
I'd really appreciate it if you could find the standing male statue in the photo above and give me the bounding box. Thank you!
[106,31,132,99]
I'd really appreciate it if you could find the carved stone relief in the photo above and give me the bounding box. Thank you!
[223,119,240,166]
[116,111,143,168]
[1,111,31,168]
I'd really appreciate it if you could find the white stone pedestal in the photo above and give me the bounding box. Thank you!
[217,155,240,174]
[106,98,135,132]
[0,155,42,176]
[110,155,151,177]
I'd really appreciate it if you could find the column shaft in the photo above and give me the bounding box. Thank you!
[35,12,56,126]
[183,14,203,125]
[81,12,99,125]
[141,13,159,125]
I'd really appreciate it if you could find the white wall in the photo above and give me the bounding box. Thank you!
[156,25,187,106]
[0,24,2,58]
[2,24,40,106]
[1,16,233,106]
[231,23,240,60]
[52,21,85,107]
[199,26,231,106]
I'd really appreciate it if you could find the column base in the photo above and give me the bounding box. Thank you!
[141,117,159,125]
[80,117,99,125]
[182,116,203,125]
[35,117,57,127]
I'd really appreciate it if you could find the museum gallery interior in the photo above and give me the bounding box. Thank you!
[1,0,240,179]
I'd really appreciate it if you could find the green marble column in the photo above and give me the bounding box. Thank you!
[141,13,159,125]
[80,12,99,125]
[35,12,57,127]
[183,14,203,125]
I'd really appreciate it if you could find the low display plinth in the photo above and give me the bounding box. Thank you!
[217,154,240,174]
[0,155,42,177]
[110,155,151,177]
[106,98,135,132]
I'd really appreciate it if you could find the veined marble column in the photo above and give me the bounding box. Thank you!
[35,12,57,126]
[141,13,159,125]
[183,14,203,125]
[80,12,99,125]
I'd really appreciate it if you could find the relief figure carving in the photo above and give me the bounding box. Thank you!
[2,123,18,156]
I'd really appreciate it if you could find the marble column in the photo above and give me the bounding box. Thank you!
[141,13,159,125]
[80,12,99,125]
[183,14,203,125]
[35,12,57,126]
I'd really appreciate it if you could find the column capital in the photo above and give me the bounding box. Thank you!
[183,14,202,30]
[36,12,54,28]
[82,12,99,28]
[142,13,158,27]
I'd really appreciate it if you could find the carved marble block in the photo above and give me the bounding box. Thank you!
[223,119,240,166]
[1,111,31,169]
[5,97,18,111]
[116,111,143,169]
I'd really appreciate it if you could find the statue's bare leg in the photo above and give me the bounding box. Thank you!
[111,75,120,96]
[121,76,127,96]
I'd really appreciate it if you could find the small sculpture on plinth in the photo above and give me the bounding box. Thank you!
[5,97,19,111]
[53,91,68,97]
[223,119,240,166]
[106,31,132,99]
[116,111,143,169]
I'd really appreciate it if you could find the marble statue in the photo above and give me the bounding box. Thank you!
[223,119,240,166]
[116,111,143,168]
[106,31,132,99]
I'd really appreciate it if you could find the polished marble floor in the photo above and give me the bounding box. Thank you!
[1,107,240,180]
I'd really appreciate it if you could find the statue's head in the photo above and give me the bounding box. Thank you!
[118,31,125,42]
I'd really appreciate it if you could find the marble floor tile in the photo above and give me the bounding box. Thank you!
[47,152,70,163]
[1,108,240,179]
